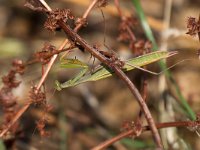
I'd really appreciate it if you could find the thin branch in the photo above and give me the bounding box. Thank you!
[92,120,200,150]
[25,46,75,65]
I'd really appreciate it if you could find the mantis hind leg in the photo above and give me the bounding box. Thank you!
[125,62,160,75]
[125,59,189,75]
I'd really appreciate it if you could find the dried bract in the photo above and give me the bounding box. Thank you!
[34,43,57,64]
[0,59,25,138]
[118,16,137,43]
[49,8,74,22]
[44,8,74,32]
[2,60,25,88]
[36,118,50,137]
[44,18,60,32]
[130,40,152,56]
[186,16,200,37]
[29,86,46,105]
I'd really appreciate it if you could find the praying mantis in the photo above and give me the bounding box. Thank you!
[55,51,177,91]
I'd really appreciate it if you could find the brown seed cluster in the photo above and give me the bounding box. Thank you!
[117,16,152,55]
[29,86,46,105]
[0,59,25,137]
[130,40,152,56]
[34,42,57,64]
[44,8,74,32]
[118,16,137,42]
[186,16,200,37]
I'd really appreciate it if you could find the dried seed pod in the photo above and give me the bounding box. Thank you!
[49,8,74,22]
[186,16,200,36]
[36,118,51,137]
[29,86,46,105]
[34,43,57,64]
[44,18,60,32]
[44,8,74,32]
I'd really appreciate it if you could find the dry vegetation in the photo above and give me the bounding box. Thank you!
[0,0,200,150]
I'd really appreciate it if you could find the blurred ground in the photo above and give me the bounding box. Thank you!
[0,0,200,150]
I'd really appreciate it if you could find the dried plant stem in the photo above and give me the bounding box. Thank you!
[58,20,163,149]
[39,0,52,11]
[0,0,98,138]
[92,120,200,150]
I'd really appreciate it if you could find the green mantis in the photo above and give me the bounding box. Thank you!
[55,51,177,91]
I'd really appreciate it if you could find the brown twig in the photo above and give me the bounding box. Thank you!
[0,0,99,138]
[91,120,200,150]
[25,46,75,65]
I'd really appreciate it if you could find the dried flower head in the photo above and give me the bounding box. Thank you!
[36,118,50,137]
[129,40,152,56]
[29,86,46,105]
[44,8,74,32]
[34,43,57,64]
[118,16,137,43]
[0,59,24,139]
[186,16,200,37]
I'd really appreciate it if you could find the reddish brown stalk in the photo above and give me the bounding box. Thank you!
[0,0,98,138]
[92,120,200,150]
[57,20,163,149]
[25,46,75,65]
